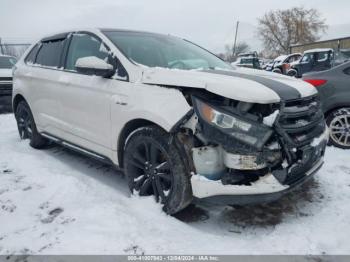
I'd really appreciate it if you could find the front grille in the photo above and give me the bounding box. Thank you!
[277,95,325,147]
[0,77,12,81]
[0,83,13,95]
[272,95,326,185]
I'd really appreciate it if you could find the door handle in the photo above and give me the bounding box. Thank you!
[116,101,127,106]
[112,95,128,106]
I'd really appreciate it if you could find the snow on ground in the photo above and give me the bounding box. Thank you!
[0,113,350,255]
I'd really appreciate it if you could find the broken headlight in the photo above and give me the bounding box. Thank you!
[193,97,273,149]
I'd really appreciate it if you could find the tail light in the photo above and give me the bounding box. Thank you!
[303,79,327,87]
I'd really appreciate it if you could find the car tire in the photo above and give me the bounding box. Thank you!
[123,125,193,214]
[287,69,298,77]
[15,101,49,149]
[272,68,282,74]
[326,108,350,149]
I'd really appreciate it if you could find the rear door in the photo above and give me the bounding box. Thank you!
[28,35,67,137]
[58,32,115,156]
[313,51,332,72]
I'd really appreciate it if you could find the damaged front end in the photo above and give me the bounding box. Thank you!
[177,92,328,204]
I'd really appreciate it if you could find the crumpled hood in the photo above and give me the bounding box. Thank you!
[0,69,12,78]
[141,67,317,104]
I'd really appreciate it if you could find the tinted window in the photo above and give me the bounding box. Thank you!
[0,56,17,69]
[286,55,301,63]
[301,53,313,63]
[240,58,254,64]
[65,34,110,71]
[317,52,329,62]
[35,39,65,68]
[25,44,40,64]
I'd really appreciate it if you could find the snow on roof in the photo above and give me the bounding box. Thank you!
[274,55,288,62]
[290,53,302,56]
[304,48,333,54]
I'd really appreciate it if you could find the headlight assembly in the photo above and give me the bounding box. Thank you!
[193,97,273,149]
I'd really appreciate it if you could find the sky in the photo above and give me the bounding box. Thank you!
[1,0,350,53]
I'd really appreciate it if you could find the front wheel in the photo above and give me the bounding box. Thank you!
[123,126,192,214]
[326,108,350,149]
[15,100,49,149]
[272,68,282,74]
[287,69,298,77]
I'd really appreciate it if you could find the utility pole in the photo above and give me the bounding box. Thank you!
[233,21,239,57]
[0,38,4,55]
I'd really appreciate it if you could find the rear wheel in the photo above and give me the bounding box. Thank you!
[123,126,192,214]
[326,108,350,149]
[15,101,49,149]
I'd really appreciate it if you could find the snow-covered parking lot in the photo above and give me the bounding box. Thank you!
[0,113,350,255]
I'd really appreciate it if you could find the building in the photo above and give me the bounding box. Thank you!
[290,36,350,54]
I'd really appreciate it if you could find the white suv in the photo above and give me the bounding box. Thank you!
[13,29,328,214]
[0,55,17,111]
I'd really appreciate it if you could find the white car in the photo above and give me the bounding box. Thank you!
[13,28,328,214]
[0,55,17,96]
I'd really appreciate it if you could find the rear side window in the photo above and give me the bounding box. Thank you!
[35,39,65,68]
[25,44,40,64]
[317,52,329,62]
[65,34,109,71]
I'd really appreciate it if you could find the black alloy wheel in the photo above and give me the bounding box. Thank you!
[16,102,33,140]
[123,126,192,214]
[15,100,49,149]
[127,139,174,204]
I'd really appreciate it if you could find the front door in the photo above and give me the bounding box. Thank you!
[59,33,114,156]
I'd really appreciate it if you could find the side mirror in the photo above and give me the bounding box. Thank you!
[75,56,114,77]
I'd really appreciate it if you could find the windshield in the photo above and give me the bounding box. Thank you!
[103,31,232,70]
[301,53,313,63]
[0,56,17,69]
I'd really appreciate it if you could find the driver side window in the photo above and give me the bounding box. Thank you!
[65,33,110,71]
[301,53,312,63]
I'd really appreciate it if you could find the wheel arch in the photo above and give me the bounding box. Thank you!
[117,118,166,168]
[12,94,27,113]
[325,104,350,119]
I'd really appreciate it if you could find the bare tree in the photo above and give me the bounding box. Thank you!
[257,7,327,56]
[225,41,250,62]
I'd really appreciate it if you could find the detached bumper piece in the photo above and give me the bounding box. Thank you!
[191,158,323,205]
[0,77,13,96]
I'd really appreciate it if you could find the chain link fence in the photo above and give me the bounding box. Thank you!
[0,42,31,58]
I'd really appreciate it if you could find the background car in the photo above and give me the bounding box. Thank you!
[269,53,302,75]
[303,61,350,149]
[231,56,261,69]
[0,55,17,112]
[290,48,349,78]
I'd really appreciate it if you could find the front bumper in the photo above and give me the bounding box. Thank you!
[190,126,328,205]
[191,158,323,205]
